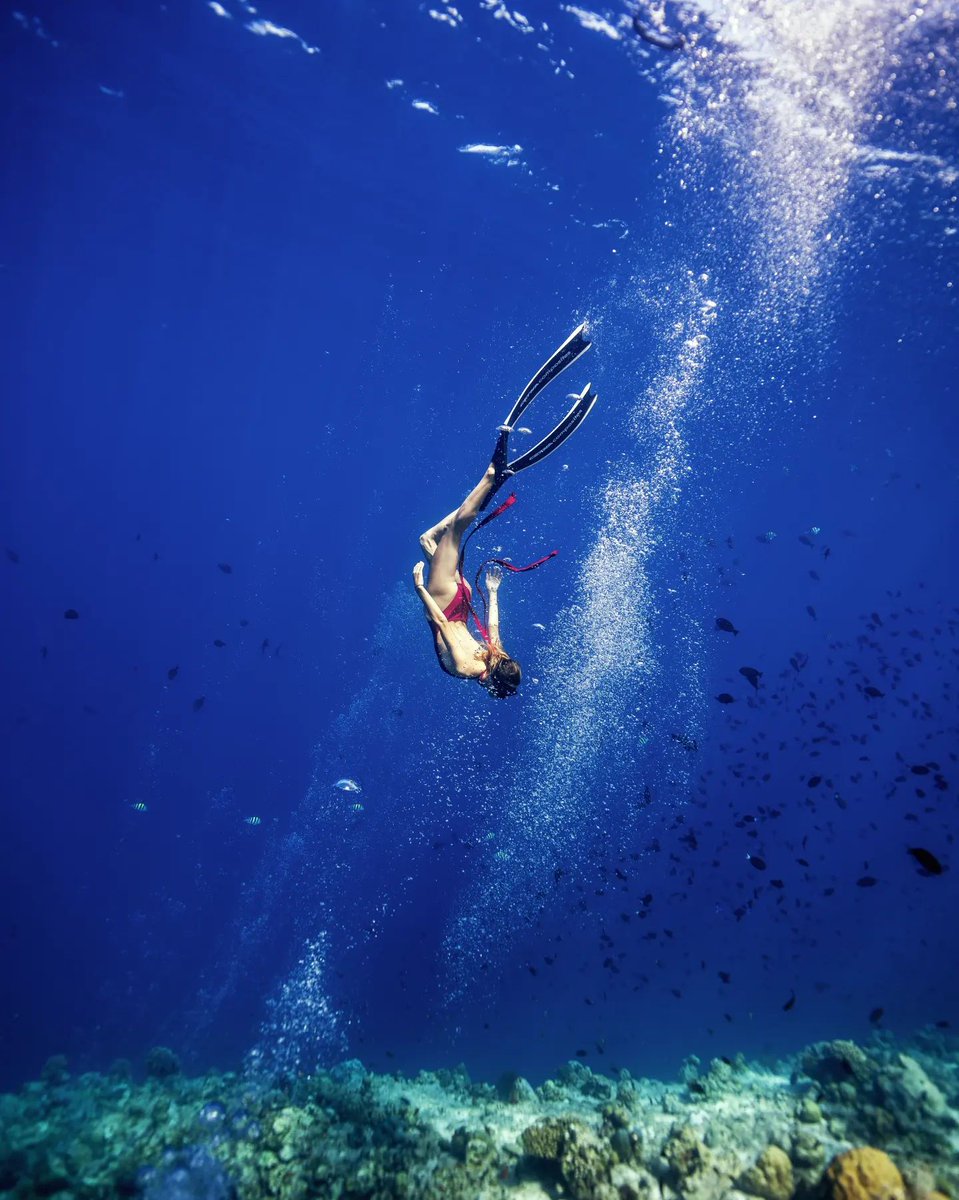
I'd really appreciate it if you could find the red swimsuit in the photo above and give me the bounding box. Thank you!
[429,577,491,677]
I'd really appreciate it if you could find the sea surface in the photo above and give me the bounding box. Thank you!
[1,0,958,1099]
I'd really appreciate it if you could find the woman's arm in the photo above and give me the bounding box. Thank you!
[412,561,450,625]
[485,565,504,649]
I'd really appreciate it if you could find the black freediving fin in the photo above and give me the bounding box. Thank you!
[504,322,591,431]
[506,382,597,474]
[484,324,594,507]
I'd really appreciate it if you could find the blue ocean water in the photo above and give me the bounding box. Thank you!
[1,0,957,1094]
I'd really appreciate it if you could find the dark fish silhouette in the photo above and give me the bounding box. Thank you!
[715,693,736,704]
[864,686,884,698]
[239,618,249,627]
[806,605,817,620]
[217,562,233,574]
[869,1007,884,1024]
[64,609,79,620]
[856,875,878,888]
[213,639,226,648]
[739,666,762,691]
[41,646,48,659]
[807,776,822,788]
[261,638,270,653]
[715,617,739,635]
[718,971,731,984]
[783,993,796,1011]
[192,696,205,712]
[167,665,179,680]
[748,854,767,871]
[907,847,944,876]
[671,731,699,752]
[6,548,19,563]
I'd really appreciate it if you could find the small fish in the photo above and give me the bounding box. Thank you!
[718,971,731,984]
[798,535,814,547]
[807,775,822,788]
[715,617,739,635]
[131,801,148,813]
[739,666,762,691]
[907,847,944,876]
[239,618,249,627]
[193,696,206,712]
[756,531,777,543]
[856,875,878,888]
[869,1007,884,1024]
[244,816,262,826]
[335,778,362,794]
[213,639,226,648]
[864,686,884,698]
[715,693,735,704]
[532,622,546,631]
[747,854,767,871]
[217,562,233,574]
[783,993,796,1011]
[806,605,817,620]
[167,665,179,680]
[6,548,20,563]
[670,732,699,753]
[261,639,270,653]
[64,609,79,620]
[517,426,533,435]
[350,802,364,814]
[41,646,48,659]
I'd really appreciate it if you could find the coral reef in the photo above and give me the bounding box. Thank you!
[825,1146,905,1200]
[0,1034,957,1199]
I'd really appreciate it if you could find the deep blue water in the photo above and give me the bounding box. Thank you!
[1,0,957,1092]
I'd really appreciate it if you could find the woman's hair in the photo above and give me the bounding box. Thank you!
[484,650,522,699]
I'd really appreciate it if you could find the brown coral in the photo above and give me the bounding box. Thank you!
[825,1147,906,1200]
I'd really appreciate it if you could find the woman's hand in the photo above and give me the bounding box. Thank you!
[413,561,426,587]
[485,564,503,592]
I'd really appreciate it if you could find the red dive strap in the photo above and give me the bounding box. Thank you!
[458,491,558,643]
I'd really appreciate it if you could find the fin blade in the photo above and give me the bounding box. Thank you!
[504,323,592,429]
[506,384,597,474]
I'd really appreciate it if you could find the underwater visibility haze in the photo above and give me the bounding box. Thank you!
[2,0,959,1196]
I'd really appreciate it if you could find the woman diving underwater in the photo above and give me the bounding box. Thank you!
[412,324,598,699]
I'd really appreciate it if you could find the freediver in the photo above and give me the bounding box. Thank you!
[412,324,598,699]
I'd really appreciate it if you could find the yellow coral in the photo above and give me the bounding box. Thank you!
[739,1145,795,1200]
[825,1147,906,1200]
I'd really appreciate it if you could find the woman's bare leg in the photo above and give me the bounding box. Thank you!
[419,465,498,559]
[419,508,459,560]
[424,465,498,594]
